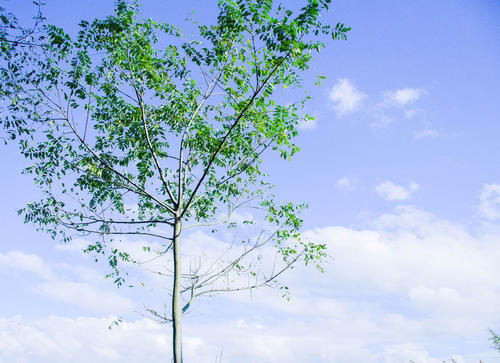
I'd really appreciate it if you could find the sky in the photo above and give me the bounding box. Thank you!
[1,0,500,362]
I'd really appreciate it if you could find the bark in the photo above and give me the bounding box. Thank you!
[172,218,183,363]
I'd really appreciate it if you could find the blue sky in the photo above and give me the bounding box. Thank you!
[1,0,499,362]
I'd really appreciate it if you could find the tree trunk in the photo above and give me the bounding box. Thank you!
[172,218,183,363]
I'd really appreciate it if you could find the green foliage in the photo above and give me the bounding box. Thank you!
[0,1,46,141]
[2,1,349,360]
[2,0,347,323]
[491,329,500,352]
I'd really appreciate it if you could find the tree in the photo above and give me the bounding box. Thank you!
[1,1,44,142]
[1,0,349,361]
[491,329,500,352]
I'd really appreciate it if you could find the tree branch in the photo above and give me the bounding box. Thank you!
[136,88,178,207]
[181,46,296,218]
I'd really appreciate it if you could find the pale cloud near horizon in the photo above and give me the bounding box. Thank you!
[329,78,366,117]
[0,250,135,315]
[34,281,134,314]
[479,184,500,220]
[0,313,472,363]
[0,251,55,280]
[1,205,499,362]
[375,180,419,201]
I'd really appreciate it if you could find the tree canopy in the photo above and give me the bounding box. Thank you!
[1,0,349,361]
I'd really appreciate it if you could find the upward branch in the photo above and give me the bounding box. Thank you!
[177,60,228,210]
[136,89,178,208]
[60,104,176,215]
[180,46,297,218]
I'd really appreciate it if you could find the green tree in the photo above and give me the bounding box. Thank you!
[1,1,44,141]
[491,329,500,352]
[1,0,349,361]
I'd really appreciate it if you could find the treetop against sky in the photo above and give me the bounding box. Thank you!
[0,0,499,362]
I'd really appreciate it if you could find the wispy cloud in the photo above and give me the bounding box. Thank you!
[382,88,427,107]
[329,78,366,117]
[369,87,429,129]
[335,177,356,192]
[479,184,500,220]
[370,113,394,129]
[297,117,317,130]
[375,180,419,201]
[414,129,439,140]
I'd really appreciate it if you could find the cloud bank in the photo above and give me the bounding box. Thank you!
[1,203,499,362]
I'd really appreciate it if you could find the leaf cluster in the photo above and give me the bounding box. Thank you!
[3,0,347,295]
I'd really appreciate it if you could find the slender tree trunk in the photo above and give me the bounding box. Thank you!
[172,217,183,363]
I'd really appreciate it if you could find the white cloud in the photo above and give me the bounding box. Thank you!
[370,113,394,128]
[375,181,419,201]
[0,251,55,280]
[56,237,169,270]
[0,316,170,363]
[414,129,439,140]
[308,205,500,300]
[2,202,500,363]
[369,88,429,129]
[408,286,466,312]
[0,311,479,363]
[335,177,356,191]
[383,88,427,107]
[405,109,418,118]
[2,205,499,362]
[34,281,134,314]
[297,205,500,330]
[297,117,317,130]
[380,344,464,363]
[329,78,366,117]
[0,250,135,315]
[479,184,500,220]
